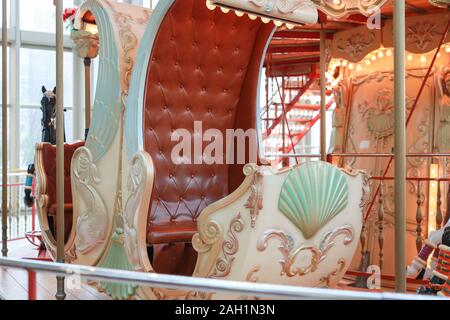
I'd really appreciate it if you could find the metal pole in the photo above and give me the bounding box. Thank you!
[393,0,406,293]
[2,0,8,257]
[55,0,66,300]
[0,257,443,300]
[84,57,91,139]
[320,24,327,161]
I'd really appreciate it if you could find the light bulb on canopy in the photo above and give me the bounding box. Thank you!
[206,0,319,27]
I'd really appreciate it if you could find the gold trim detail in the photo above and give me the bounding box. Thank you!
[245,170,263,228]
[210,213,245,278]
[257,225,354,277]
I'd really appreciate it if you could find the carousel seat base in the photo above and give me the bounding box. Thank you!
[47,207,73,243]
[148,242,198,276]
[146,221,197,245]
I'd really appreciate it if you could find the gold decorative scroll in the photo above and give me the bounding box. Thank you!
[429,0,450,8]
[209,0,318,25]
[312,0,389,19]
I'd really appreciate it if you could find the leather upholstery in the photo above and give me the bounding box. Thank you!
[143,0,273,274]
[40,141,85,242]
[82,11,96,24]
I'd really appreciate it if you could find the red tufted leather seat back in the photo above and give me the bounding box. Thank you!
[41,141,85,208]
[143,0,273,274]
[41,141,85,241]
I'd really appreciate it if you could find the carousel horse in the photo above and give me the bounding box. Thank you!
[416,226,450,295]
[24,86,66,207]
[408,218,450,281]
[29,85,86,258]
[24,86,58,207]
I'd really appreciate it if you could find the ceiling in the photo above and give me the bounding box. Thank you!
[265,0,449,75]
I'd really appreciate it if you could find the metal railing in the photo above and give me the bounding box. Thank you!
[0,172,37,242]
[0,257,444,300]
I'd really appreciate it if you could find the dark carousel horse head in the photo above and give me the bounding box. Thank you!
[41,86,57,145]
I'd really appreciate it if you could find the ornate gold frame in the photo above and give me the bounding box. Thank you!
[34,143,78,262]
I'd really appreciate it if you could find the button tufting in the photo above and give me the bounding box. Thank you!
[142,0,270,250]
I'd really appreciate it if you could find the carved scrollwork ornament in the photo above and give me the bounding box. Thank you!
[429,0,450,8]
[210,213,245,278]
[257,225,354,277]
[312,0,389,18]
[245,169,263,228]
[72,147,109,255]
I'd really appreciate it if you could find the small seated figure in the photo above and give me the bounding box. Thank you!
[417,227,450,295]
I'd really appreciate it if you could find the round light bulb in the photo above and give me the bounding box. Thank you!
[286,23,295,30]
[206,0,216,10]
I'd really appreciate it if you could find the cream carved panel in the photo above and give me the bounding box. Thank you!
[338,64,442,273]
[312,0,389,19]
[66,0,151,267]
[122,162,368,300]
[332,25,382,63]
[383,12,450,54]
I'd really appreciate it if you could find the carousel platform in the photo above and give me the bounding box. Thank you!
[0,239,421,300]
[0,240,111,300]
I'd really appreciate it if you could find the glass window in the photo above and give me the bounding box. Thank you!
[0,47,10,104]
[19,107,41,167]
[20,0,74,34]
[20,48,73,108]
[0,108,11,169]
[143,0,159,8]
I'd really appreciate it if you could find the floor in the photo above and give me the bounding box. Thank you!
[0,239,425,300]
[0,239,112,300]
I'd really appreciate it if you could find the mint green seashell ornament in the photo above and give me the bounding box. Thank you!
[278,162,349,239]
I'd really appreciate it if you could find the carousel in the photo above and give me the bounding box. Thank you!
[1,0,450,300]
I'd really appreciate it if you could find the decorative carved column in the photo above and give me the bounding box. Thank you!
[416,181,423,253]
[437,181,443,229]
[445,184,450,225]
[378,183,385,270]
[71,30,99,139]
